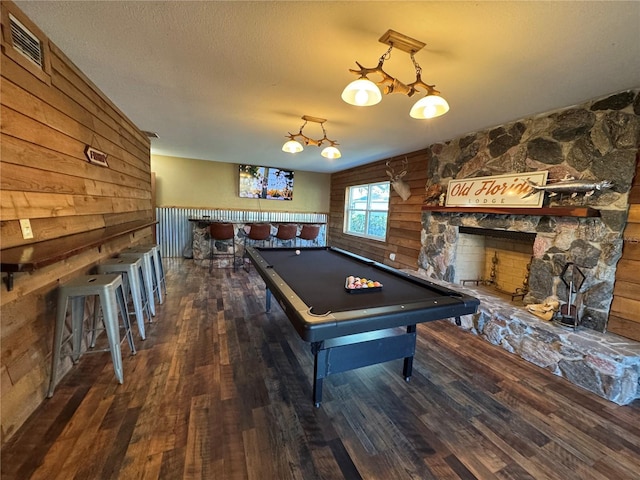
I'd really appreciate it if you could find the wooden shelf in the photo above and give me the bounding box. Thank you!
[421,206,600,217]
[1,219,157,290]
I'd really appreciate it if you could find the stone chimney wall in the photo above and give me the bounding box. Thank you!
[420,90,640,332]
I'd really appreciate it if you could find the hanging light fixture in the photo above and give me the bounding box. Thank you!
[282,115,341,159]
[341,29,449,119]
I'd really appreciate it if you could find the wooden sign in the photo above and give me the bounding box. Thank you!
[445,171,548,208]
[84,146,109,167]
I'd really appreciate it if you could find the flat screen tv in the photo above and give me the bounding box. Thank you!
[238,164,294,200]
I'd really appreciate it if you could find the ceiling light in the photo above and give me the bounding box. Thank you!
[282,115,341,159]
[341,29,449,119]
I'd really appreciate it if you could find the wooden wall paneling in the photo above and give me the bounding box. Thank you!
[48,43,150,160]
[623,222,640,242]
[2,59,150,179]
[607,315,640,341]
[2,60,151,169]
[610,296,640,322]
[1,135,152,192]
[1,2,152,443]
[330,149,429,270]
[0,161,151,201]
[1,100,149,183]
[608,151,640,341]
[0,214,107,249]
[627,204,640,223]
[613,258,640,283]
[103,209,154,227]
[0,190,151,221]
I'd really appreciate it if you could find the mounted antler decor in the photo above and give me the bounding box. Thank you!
[386,157,411,201]
[341,29,449,119]
[282,115,341,159]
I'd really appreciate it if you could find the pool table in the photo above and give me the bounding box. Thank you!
[246,246,480,406]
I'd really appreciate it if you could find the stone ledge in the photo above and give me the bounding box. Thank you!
[406,269,640,405]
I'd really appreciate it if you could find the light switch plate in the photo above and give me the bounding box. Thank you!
[19,219,34,239]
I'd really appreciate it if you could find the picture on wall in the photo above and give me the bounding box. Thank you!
[238,164,294,200]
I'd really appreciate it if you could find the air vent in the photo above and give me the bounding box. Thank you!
[9,14,43,68]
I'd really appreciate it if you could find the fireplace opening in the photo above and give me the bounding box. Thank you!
[454,227,536,303]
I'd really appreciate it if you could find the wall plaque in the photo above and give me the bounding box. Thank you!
[445,171,548,208]
[84,146,109,167]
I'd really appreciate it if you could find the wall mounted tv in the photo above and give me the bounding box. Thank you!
[238,164,294,200]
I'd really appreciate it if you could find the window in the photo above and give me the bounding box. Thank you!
[344,182,390,241]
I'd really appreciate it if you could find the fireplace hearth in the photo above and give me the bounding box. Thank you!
[405,269,640,405]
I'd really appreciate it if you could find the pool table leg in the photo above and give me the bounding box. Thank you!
[311,341,324,407]
[403,325,417,381]
[265,288,271,312]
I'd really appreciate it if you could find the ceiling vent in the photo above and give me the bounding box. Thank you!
[9,13,43,68]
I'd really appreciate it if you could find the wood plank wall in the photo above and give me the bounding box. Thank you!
[609,152,640,341]
[0,1,153,443]
[329,149,428,270]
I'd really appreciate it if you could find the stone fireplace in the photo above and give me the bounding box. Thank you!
[420,210,625,332]
[410,90,640,405]
[418,89,639,333]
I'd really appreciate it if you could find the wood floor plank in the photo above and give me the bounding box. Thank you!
[2,257,639,480]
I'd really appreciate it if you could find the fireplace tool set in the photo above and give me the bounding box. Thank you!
[554,262,585,329]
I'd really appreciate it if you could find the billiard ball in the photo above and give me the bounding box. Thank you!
[295,250,300,255]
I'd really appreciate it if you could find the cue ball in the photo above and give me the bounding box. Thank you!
[295,250,300,255]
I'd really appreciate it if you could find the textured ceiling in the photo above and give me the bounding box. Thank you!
[14,1,640,173]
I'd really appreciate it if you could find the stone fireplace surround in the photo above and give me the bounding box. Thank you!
[412,90,640,404]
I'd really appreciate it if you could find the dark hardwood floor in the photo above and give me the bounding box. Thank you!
[2,257,639,479]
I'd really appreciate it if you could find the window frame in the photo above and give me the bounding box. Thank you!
[343,181,390,242]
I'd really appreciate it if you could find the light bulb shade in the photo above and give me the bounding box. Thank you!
[321,146,341,159]
[409,94,450,119]
[282,139,303,153]
[341,78,382,106]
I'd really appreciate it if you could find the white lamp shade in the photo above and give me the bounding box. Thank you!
[282,139,303,153]
[409,94,450,119]
[321,146,341,159]
[341,78,382,106]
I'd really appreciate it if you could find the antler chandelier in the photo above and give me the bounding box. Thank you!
[282,115,341,159]
[341,29,449,119]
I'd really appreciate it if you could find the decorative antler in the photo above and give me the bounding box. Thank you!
[285,118,338,148]
[348,50,441,98]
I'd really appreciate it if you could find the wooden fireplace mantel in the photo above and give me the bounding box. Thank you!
[421,206,601,217]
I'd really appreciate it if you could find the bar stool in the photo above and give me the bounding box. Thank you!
[119,247,160,316]
[97,257,150,340]
[209,223,237,272]
[48,274,136,397]
[122,245,164,306]
[273,224,297,247]
[138,244,167,297]
[297,224,321,247]
[243,223,271,272]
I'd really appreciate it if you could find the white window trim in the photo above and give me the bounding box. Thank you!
[343,181,390,242]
